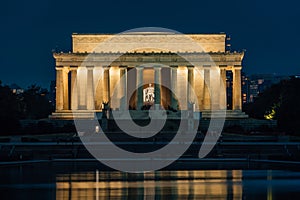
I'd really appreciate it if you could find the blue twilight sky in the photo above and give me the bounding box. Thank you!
[0,0,299,88]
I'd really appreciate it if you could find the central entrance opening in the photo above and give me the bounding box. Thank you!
[127,67,172,110]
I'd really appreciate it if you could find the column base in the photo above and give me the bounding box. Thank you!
[49,110,102,119]
[50,109,248,120]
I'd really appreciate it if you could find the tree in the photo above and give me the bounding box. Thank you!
[0,81,21,134]
[243,77,300,134]
[277,78,300,133]
[22,84,53,119]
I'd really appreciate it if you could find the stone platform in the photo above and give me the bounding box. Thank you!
[50,110,247,120]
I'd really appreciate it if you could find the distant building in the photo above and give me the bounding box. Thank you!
[10,84,24,95]
[247,74,290,102]
[293,75,300,79]
[226,72,290,105]
[241,72,250,104]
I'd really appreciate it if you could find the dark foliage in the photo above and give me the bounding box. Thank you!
[0,81,21,134]
[21,84,53,119]
[243,77,300,134]
[0,82,54,134]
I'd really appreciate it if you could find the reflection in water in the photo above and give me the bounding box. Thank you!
[2,164,300,200]
[56,170,243,199]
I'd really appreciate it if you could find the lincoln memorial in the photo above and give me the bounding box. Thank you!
[50,32,248,119]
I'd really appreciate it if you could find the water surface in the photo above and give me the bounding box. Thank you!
[1,162,300,199]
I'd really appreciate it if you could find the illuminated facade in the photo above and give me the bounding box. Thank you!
[50,33,248,119]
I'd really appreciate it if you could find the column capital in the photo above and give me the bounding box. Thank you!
[63,66,70,73]
[86,66,94,70]
[194,66,204,69]
[233,65,242,70]
[136,65,144,70]
[55,66,63,70]
[187,65,194,69]
[153,65,162,70]
[103,65,110,70]
[56,66,69,71]
[170,65,178,68]
[94,65,102,69]
[219,65,227,70]
[119,65,127,69]
[69,66,78,71]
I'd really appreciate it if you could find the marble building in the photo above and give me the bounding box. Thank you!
[50,32,248,119]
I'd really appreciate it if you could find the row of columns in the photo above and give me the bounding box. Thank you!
[55,65,242,112]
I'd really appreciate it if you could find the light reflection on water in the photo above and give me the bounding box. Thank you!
[1,163,300,200]
[56,170,243,199]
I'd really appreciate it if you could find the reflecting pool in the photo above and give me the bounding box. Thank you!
[1,162,300,199]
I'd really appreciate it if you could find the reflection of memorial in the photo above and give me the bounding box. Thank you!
[56,170,243,199]
[50,33,248,119]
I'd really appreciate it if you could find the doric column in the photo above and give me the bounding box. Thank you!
[171,65,178,110]
[103,66,110,103]
[197,66,205,111]
[55,67,64,111]
[94,66,103,110]
[109,66,121,109]
[62,66,69,110]
[136,66,143,110]
[177,66,188,110]
[203,65,211,110]
[232,66,242,110]
[154,66,162,109]
[77,67,85,109]
[187,66,194,105]
[211,66,220,110]
[193,66,204,111]
[219,66,227,110]
[70,67,78,110]
[119,66,127,110]
[86,66,94,110]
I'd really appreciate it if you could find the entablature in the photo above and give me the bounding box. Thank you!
[54,52,244,67]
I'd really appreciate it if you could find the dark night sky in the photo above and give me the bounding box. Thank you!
[1,0,300,88]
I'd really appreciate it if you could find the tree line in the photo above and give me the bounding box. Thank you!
[0,81,53,134]
[243,77,300,134]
